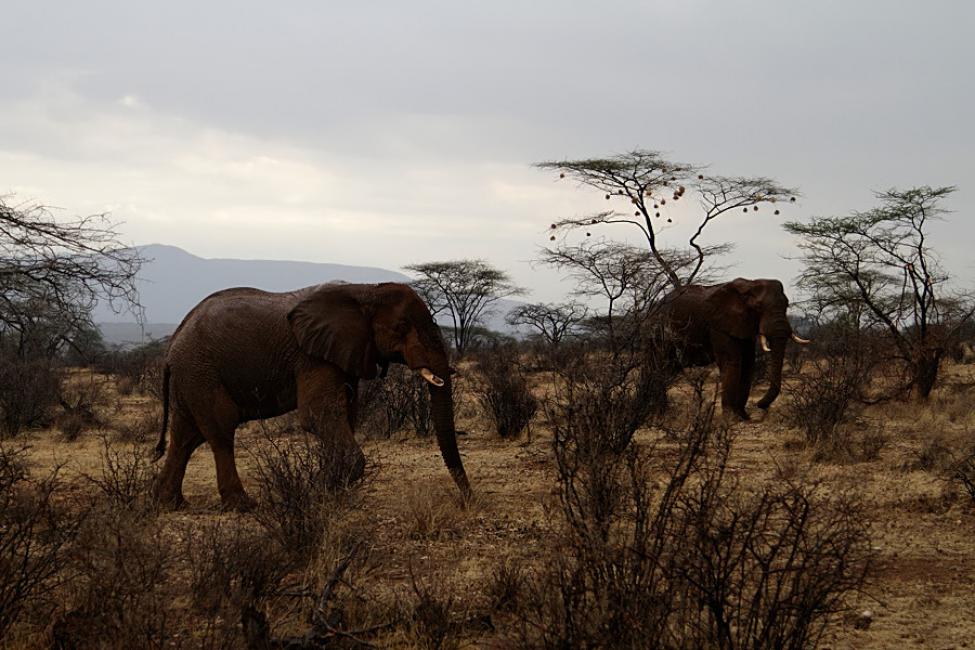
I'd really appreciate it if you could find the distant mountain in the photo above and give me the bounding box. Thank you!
[95,245,521,346]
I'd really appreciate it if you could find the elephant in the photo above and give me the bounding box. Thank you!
[659,278,809,420]
[955,340,975,364]
[152,282,471,511]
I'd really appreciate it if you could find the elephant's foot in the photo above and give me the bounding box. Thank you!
[721,407,750,423]
[326,448,366,491]
[154,480,188,511]
[156,492,188,511]
[221,491,258,513]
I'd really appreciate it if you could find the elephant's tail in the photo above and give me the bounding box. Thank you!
[153,364,171,462]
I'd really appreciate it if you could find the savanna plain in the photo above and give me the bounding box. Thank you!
[5,349,975,649]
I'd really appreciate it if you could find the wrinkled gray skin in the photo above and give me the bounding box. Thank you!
[661,278,803,421]
[153,282,470,511]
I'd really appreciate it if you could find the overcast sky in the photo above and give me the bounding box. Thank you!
[2,1,972,303]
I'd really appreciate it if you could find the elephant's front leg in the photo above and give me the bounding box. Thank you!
[737,339,756,416]
[713,341,749,422]
[296,364,366,488]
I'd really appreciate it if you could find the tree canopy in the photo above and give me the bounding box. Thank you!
[784,186,972,398]
[537,149,798,288]
[0,198,142,358]
[404,259,522,356]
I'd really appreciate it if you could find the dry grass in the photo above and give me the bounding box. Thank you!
[4,362,975,648]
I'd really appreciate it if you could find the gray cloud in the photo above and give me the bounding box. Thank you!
[1,0,972,303]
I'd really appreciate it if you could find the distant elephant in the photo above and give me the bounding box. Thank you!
[958,341,975,364]
[660,278,809,420]
[153,282,470,511]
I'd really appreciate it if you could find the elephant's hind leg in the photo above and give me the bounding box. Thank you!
[196,392,255,512]
[154,409,205,510]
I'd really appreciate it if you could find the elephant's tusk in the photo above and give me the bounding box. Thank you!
[759,334,772,353]
[419,368,445,387]
[792,333,811,345]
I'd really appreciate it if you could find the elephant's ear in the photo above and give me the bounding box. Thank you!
[704,280,758,339]
[287,286,379,379]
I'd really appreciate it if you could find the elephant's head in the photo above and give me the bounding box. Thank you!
[707,278,809,410]
[287,282,471,500]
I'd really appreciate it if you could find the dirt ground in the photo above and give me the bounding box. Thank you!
[15,362,975,648]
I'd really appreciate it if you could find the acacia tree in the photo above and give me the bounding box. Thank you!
[784,186,972,399]
[404,259,523,356]
[537,240,728,347]
[538,242,662,342]
[536,150,799,288]
[0,198,143,358]
[505,301,588,347]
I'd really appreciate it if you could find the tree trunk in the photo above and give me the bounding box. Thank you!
[912,348,942,400]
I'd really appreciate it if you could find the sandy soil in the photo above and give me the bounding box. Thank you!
[15,362,975,648]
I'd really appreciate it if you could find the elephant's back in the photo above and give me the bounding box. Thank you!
[170,287,300,339]
[662,285,711,320]
[166,287,303,413]
[166,287,302,369]
[661,285,715,347]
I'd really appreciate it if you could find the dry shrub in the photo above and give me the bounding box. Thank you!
[399,483,469,541]
[181,519,290,648]
[472,344,538,439]
[911,434,975,504]
[485,557,528,614]
[513,398,873,649]
[59,505,172,648]
[785,354,868,444]
[250,424,363,563]
[407,570,471,650]
[115,374,139,396]
[56,373,111,441]
[809,425,890,465]
[543,342,669,454]
[919,382,975,425]
[55,410,88,442]
[948,450,975,504]
[50,436,170,646]
[358,365,432,439]
[784,333,886,459]
[0,444,83,639]
[113,405,162,444]
[139,354,166,400]
[0,355,61,437]
[910,436,956,472]
[237,540,401,649]
[855,428,889,462]
[84,435,158,514]
[99,339,167,398]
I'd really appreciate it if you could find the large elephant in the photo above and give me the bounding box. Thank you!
[660,278,808,420]
[153,282,470,511]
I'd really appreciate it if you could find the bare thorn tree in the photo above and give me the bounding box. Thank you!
[537,240,728,347]
[0,198,143,358]
[505,302,588,347]
[536,149,798,288]
[404,259,523,356]
[784,186,972,399]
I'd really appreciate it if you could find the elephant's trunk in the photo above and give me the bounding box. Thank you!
[756,335,787,410]
[428,372,472,502]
